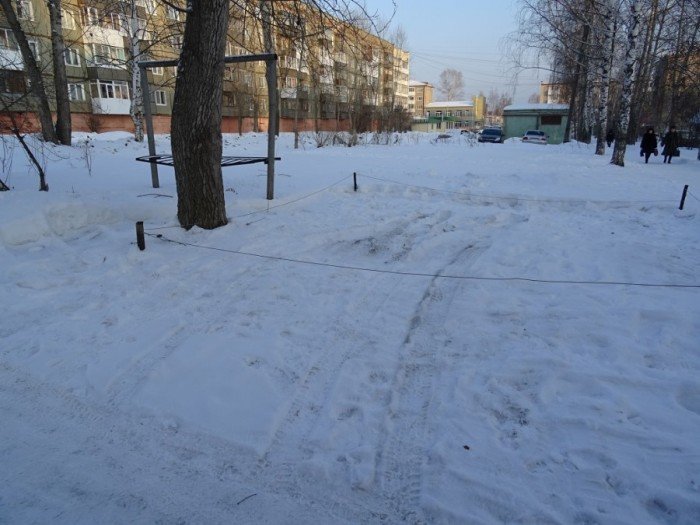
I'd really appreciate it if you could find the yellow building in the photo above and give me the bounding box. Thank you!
[0,0,410,133]
[408,80,433,117]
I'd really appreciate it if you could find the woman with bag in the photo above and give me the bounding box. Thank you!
[662,125,680,164]
[640,127,658,164]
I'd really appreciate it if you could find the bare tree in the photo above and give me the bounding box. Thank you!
[611,0,643,166]
[437,68,465,101]
[487,88,512,118]
[47,0,71,145]
[170,0,393,229]
[171,0,230,229]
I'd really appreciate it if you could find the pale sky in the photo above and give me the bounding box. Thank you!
[362,0,546,103]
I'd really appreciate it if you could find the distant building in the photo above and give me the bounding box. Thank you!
[411,94,487,132]
[503,104,569,144]
[539,83,569,104]
[408,81,433,117]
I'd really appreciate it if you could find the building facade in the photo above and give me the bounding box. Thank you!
[0,0,410,134]
[503,103,569,144]
[408,80,433,117]
[411,94,486,132]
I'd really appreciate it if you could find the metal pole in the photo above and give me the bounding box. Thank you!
[261,0,277,200]
[140,65,159,188]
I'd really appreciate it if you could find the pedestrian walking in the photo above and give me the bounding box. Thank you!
[662,125,680,164]
[640,127,658,164]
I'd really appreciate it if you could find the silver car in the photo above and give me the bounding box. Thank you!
[522,130,548,144]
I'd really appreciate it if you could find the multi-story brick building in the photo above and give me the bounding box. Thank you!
[0,0,410,133]
[408,80,433,118]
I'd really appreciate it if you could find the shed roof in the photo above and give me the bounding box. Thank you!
[504,103,569,112]
[426,101,474,108]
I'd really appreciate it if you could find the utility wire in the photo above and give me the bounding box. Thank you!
[145,233,700,290]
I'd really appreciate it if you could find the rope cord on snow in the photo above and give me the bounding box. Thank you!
[687,190,700,203]
[144,233,700,290]
[358,173,678,207]
[143,174,351,232]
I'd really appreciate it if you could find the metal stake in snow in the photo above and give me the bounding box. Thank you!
[679,185,689,210]
[354,172,358,192]
[136,221,145,251]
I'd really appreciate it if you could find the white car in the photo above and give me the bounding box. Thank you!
[522,130,548,144]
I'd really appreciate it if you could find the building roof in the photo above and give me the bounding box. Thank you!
[426,101,474,108]
[409,80,433,87]
[504,103,569,111]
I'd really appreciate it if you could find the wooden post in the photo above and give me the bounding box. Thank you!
[135,221,145,250]
[679,185,689,210]
[353,172,358,192]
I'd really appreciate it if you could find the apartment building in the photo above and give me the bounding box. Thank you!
[408,80,433,118]
[0,0,410,133]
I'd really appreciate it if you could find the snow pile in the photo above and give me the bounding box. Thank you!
[1,132,699,523]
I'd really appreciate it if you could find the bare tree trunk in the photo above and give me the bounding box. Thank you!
[47,0,71,145]
[171,0,229,229]
[594,0,614,155]
[129,0,144,142]
[0,0,57,143]
[564,22,590,143]
[612,0,642,167]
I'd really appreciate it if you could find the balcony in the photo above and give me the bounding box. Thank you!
[83,26,124,47]
[92,98,130,115]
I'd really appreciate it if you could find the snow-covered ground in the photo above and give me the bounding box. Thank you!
[1,131,699,524]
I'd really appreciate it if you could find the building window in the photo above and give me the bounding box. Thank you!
[166,6,180,21]
[107,12,122,31]
[89,43,126,66]
[84,6,100,26]
[151,66,163,76]
[170,36,183,50]
[17,0,34,21]
[0,29,18,50]
[27,39,39,62]
[64,47,81,66]
[62,9,77,30]
[541,115,562,125]
[68,82,86,101]
[135,0,156,13]
[284,76,297,88]
[91,80,130,99]
[434,111,442,117]
[151,90,167,105]
[0,69,26,93]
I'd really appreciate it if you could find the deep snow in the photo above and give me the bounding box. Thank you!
[1,131,699,524]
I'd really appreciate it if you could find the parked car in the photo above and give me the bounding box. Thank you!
[522,130,548,144]
[478,128,504,143]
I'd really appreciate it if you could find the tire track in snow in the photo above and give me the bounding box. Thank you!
[377,243,488,522]
[254,272,404,521]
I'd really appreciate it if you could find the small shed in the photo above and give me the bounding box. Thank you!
[503,104,569,144]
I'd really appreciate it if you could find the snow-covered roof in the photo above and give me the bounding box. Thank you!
[409,80,432,87]
[426,101,473,108]
[504,103,569,111]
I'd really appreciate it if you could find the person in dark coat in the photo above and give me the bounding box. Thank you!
[662,125,680,163]
[640,127,658,164]
[606,129,615,147]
